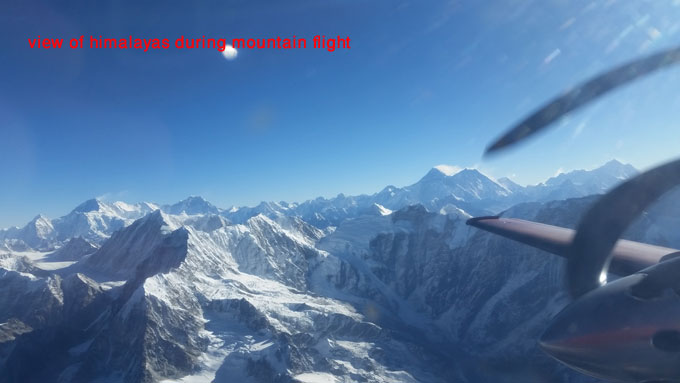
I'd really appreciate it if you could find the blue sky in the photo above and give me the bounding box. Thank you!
[2,0,680,227]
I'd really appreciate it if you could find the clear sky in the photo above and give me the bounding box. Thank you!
[2,1,680,228]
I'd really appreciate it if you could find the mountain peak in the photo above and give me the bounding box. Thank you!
[497,177,522,192]
[31,214,50,222]
[599,159,637,173]
[165,196,219,215]
[497,176,518,185]
[175,196,211,207]
[433,164,462,176]
[144,208,174,226]
[453,168,483,177]
[72,198,104,214]
[449,168,495,183]
[604,158,624,166]
[420,165,464,182]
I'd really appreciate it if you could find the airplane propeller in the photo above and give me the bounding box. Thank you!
[484,44,680,156]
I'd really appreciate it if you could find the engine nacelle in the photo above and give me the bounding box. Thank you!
[540,258,680,382]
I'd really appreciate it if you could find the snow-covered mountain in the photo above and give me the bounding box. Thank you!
[163,196,222,216]
[0,199,158,252]
[520,159,638,202]
[0,159,655,382]
[225,159,638,228]
[0,197,218,253]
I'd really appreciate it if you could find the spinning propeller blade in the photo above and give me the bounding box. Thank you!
[485,45,680,155]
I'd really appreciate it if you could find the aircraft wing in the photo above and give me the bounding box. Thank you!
[467,216,679,276]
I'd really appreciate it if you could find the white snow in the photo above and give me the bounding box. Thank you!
[36,261,76,270]
[294,373,338,383]
[433,164,462,176]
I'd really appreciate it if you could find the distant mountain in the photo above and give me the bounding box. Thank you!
[163,196,221,216]
[379,168,511,211]
[52,199,159,243]
[227,159,637,228]
[0,197,216,252]
[521,159,638,202]
[0,199,158,252]
[545,159,637,189]
[15,215,55,250]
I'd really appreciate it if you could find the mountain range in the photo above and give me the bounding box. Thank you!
[0,159,638,252]
[2,159,672,383]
